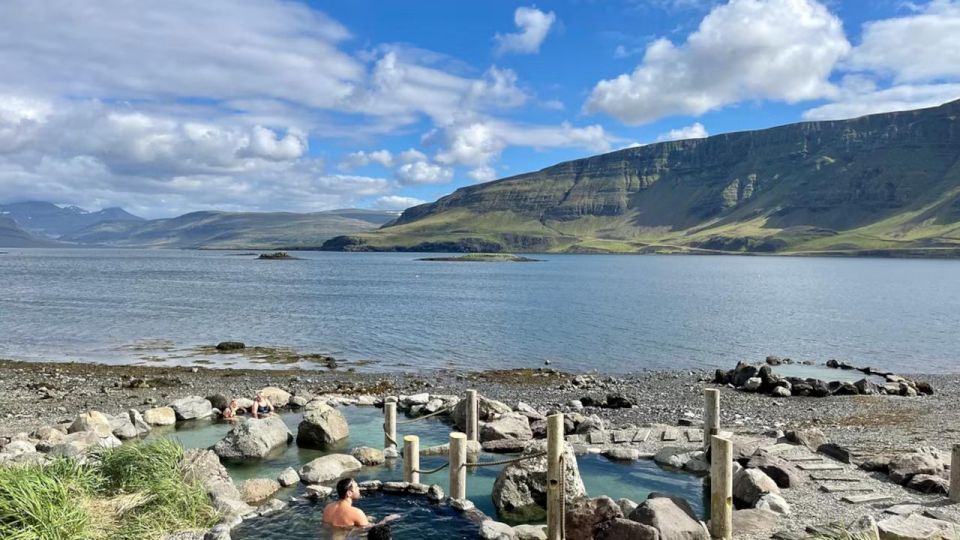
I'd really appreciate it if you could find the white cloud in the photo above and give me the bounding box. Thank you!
[397,148,428,164]
[656,122,709,142]
[395,161,454,185]
[802,83,960,121]
[468,166,498,182]
[336,149,394,171]
[434,120,614,167]
[845,0,960,83]
[494,7,556,55]
[585,0,850,125]
[371,195,426,211]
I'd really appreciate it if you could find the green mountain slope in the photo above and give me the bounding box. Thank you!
[64,209,398,249]
[323,99,960,256]
[0,216,64,247]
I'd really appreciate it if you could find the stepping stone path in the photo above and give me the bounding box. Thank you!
[661,428,679,442]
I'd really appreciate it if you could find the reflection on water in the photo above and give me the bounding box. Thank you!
[158,406,707,522]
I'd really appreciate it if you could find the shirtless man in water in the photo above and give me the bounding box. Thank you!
[323,478,400,531]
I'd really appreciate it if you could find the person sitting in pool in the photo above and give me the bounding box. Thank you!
[222,399,241,421]
[250,392,274,419]
[323,478,400,529]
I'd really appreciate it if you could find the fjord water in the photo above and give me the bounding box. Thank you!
[0,248,957,373]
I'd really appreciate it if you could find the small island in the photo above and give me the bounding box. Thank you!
[418,253,541,262]
[256,251,301,260]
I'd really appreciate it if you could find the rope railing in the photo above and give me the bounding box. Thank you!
[411,461,451,475]
[463,451,547,468]
[395,405,453,424]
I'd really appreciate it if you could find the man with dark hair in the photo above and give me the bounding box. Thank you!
[322,478,400,529]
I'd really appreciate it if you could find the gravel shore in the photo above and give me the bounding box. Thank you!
[2,358,957,458]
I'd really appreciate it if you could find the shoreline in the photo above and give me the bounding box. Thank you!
[2,357,957,456]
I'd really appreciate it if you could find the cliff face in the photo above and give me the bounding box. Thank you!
[325,99,960,255]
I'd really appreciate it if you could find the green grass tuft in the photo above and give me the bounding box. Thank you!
[0,439,218,540]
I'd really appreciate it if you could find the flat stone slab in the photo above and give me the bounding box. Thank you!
[588,432,606,445]
[819,483,874,493]
[565,435,583,444]
[686,430,703,443]
[661,428,679,442]
[884,504,922,516]
[632,429,650,443]
[610,430,630,444]
[842,494,893,504]
[785,456,825,462]
[809,474,863,482]
[798,463,844,471]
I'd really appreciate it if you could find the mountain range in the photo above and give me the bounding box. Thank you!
[62,209,396,249]
[0,202,396,249]
[322,99,960,257]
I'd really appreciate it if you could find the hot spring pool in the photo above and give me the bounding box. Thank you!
[156,406,707,522]
[230,492,481,540]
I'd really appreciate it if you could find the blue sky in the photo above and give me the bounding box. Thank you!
[1,0,959,218]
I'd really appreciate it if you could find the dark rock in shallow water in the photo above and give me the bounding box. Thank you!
[216,341,245,351]
[809,379,831,397]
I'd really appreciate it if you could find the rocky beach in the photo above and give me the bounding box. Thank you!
[2,355,960,539]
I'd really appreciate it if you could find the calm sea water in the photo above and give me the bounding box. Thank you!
[0,249,957,373]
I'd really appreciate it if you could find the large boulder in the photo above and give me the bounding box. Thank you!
[733,468,779,507]
[746,452,803,488]
[877,513,957,540]
[492,441,586,522]
[454,395,512,430]
[213,416,292,460]
[731,362,759,387]
[296,402,349,449]
[47,430,121,458]
[143,406,177,426]
[597,519,659,540]
[237,478,281,504]
[258,387,291,408]
[109,414,140,440]
[351,446,385,466]
[481,413,533,443]
[629,494,708,540]
[785,428,827,451]
[169,396,213,421]
[888,449,943,484]
[68,411,113,436]
[906,474,949,495]
[128,409,152,436]
[182,448,254,518]
[564,496,622,540]
[298,454,362,484]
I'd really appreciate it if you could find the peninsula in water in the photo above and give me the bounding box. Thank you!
[418,253,541,262]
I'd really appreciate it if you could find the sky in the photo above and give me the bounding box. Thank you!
[1,0,959,219]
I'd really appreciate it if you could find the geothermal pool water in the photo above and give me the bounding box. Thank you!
[158,407,706,531]
[230,493,481,540]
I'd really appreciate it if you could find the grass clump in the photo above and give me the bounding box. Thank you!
[0,439,218,540]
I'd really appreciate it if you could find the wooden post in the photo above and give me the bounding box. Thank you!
[704,388,720,450]
[709,435,733,539]
[449,432,467,500]
[404,435,419,484]
[384,401,397,451]
[951,444,960,503]
[466,389,479,442]
[546,413,564,540]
